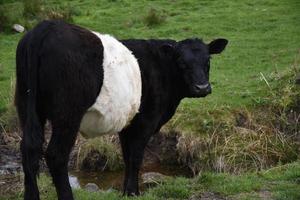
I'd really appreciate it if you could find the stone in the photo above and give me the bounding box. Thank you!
[105,188,115,193]
[68,175,81,189]
[12,24,25,33]
[84,183,100,192]
[141,172,169,187]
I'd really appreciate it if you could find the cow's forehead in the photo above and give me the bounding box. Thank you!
[177,38,209,58]
[177,38,208,51]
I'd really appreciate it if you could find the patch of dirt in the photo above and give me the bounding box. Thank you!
[0,174,23,196]
[0,144,21,175]
[0,132,6,145]
[258,189,272,200]
[80,149,108,171]
[0,122,80,176]
[0,131,21,175]
[144,132,179,166]
[0,131,23,196]
[189,192,229,200]
[78,131,183,172]
[235,112,248,127]
[0,125,184,175]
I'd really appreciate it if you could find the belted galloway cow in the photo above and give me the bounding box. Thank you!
[15,20,228,199]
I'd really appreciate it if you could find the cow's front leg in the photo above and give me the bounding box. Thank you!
[119,125,154,196]
[126,139,148,195]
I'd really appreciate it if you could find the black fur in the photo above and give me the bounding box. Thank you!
[16,20,103,200]
[119,38,227,195]
[16,20,228,199]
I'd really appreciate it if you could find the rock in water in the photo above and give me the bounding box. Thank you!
[12,24,25,33]
[84,183,100,192]
[141,172,169,187]
[69,175,81,189]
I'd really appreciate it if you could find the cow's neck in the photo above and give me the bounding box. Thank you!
[120,38,185,101]
[159,54,186,100]
[169,66,186,100]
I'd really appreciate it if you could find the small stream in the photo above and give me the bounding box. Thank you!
[69,163,190,190]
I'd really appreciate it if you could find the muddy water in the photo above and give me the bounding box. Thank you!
[69,163,190,190]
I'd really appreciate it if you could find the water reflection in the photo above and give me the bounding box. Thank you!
[69,164,190,190]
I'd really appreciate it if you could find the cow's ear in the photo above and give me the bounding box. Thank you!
[208,39,228,54]
[159,44,177,58]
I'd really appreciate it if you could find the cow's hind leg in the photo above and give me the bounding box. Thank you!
[20,116,46,200]
[16,89,46,200]
[45,117,81,200]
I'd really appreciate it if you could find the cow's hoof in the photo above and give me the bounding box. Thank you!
[123,190,140,196]
[24,192,40,200]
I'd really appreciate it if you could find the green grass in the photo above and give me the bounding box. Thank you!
[77,136,123,171]
[196,161,300,200]
[0,0,299,128]
[2,161,299,200]
[0,33,19,113]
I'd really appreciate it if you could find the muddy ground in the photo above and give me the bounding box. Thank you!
[0,126,192,195]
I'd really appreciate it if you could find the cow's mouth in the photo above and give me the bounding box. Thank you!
[190,83,211,97]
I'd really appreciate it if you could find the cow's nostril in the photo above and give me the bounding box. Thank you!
[195,83,209,90]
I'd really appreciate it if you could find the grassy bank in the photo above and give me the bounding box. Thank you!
[1,161,299,200]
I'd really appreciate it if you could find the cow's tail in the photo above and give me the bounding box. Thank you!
[18,21,51,185]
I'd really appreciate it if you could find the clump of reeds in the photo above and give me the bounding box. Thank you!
[144,8,166,27]
[77,135,123,171]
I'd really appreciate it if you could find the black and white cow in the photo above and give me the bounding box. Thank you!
[15,20,227,200]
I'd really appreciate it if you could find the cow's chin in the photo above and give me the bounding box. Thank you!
[186,91,211,98]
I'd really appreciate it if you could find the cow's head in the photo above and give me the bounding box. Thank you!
[160,38,228,97]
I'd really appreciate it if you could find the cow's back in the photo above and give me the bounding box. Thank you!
[17,20,104,123]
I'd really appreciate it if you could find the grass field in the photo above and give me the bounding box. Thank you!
[1,0,299,115]
[0,0,299,199]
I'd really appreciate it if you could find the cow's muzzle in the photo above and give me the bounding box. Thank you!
[193,83,211,97]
